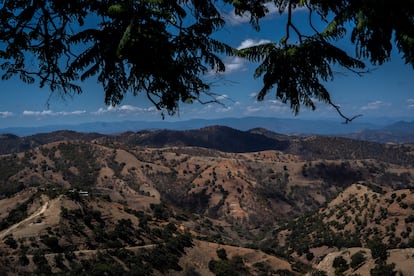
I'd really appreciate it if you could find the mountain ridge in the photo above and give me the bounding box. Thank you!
[2,117,414,143]
[1,125,413,167]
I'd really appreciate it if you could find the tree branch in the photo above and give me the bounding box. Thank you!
[284,1,305,44]
[327,98,363,124]
[306,3,320,35]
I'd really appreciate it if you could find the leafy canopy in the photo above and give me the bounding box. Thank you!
[1,0,413,119]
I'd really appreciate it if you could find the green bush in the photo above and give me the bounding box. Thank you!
[332,256,348,274]
[4,236,18,249]
[350,251,366,269]
[216,248,227,260]
[367,237,388,262]
[208,256,248,276]
[370,263,396,276]
[41,235,62,252]
[19,253,30,266]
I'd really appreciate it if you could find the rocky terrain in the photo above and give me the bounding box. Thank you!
[0,126,413,275]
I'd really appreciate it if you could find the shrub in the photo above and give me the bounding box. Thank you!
[4,236,18,249]
[306,252,315,261]
[370,263,396,276]
[41,235,62,253]
[208,256,248,276]
[19,253,29,266]
[216,248,228,260]
[350,251,366,269]
[332,256,348,274]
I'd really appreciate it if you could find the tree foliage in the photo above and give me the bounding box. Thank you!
[0,0,232,116]
[367,236,388,262]
[1,0,413,119]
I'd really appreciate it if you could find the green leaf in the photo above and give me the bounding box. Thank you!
[116,22,133,59]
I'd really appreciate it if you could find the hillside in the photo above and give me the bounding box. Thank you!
[0,127,413,274]
[268,184,414,273]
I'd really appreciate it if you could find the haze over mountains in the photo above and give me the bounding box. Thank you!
[1,116,414,143]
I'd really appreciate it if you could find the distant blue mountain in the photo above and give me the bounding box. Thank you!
[0,117,382,136]
[343,121,414,143]
[1,117,413,143]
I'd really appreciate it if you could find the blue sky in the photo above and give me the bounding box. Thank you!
[1,3,413,129]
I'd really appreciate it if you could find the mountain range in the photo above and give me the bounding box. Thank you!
[1,126,414,164]
[1,117,414,143]
[0,125,413,274]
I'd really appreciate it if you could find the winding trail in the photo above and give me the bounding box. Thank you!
[0,201,49,240]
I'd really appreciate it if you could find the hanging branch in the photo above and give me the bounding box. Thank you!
[327,98,363,124]
[284,1,305,44]
[306,3,321,35]
[283,1,366,123]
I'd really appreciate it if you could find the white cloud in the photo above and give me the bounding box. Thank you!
[244,99,289,115]
[267,99,284,106]
[245,105,263,114]
[58,110,87,116]
[407,99,414,108]
[208,56,247,75]
[218,38,270,74]
[22,110,86,116]
[93,105,156,115]
[209,39,270,75]
[214,38,271,74]
[119,105,141,112]
[94,107,109,115]
[225,57,247,73]
[237,38,271,50]
[182,103,234,117]
[249,93,258,98]
[179,97,294,119]
[215,105,234,113]
[223,2,306,26]
[0,111,13,118]
[223,2,279,26]
[222,10,251,26]
[215,94,230,101]
[360,101,390,111]
[266,100,290,112]
[23,110,51,116]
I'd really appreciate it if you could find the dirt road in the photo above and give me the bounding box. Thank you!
[0,201,49,240]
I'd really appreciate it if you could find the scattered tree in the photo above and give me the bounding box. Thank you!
[209,255,248,276]
[217,248,228,260]
[368,237,388,263]
[4,235,18,249]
